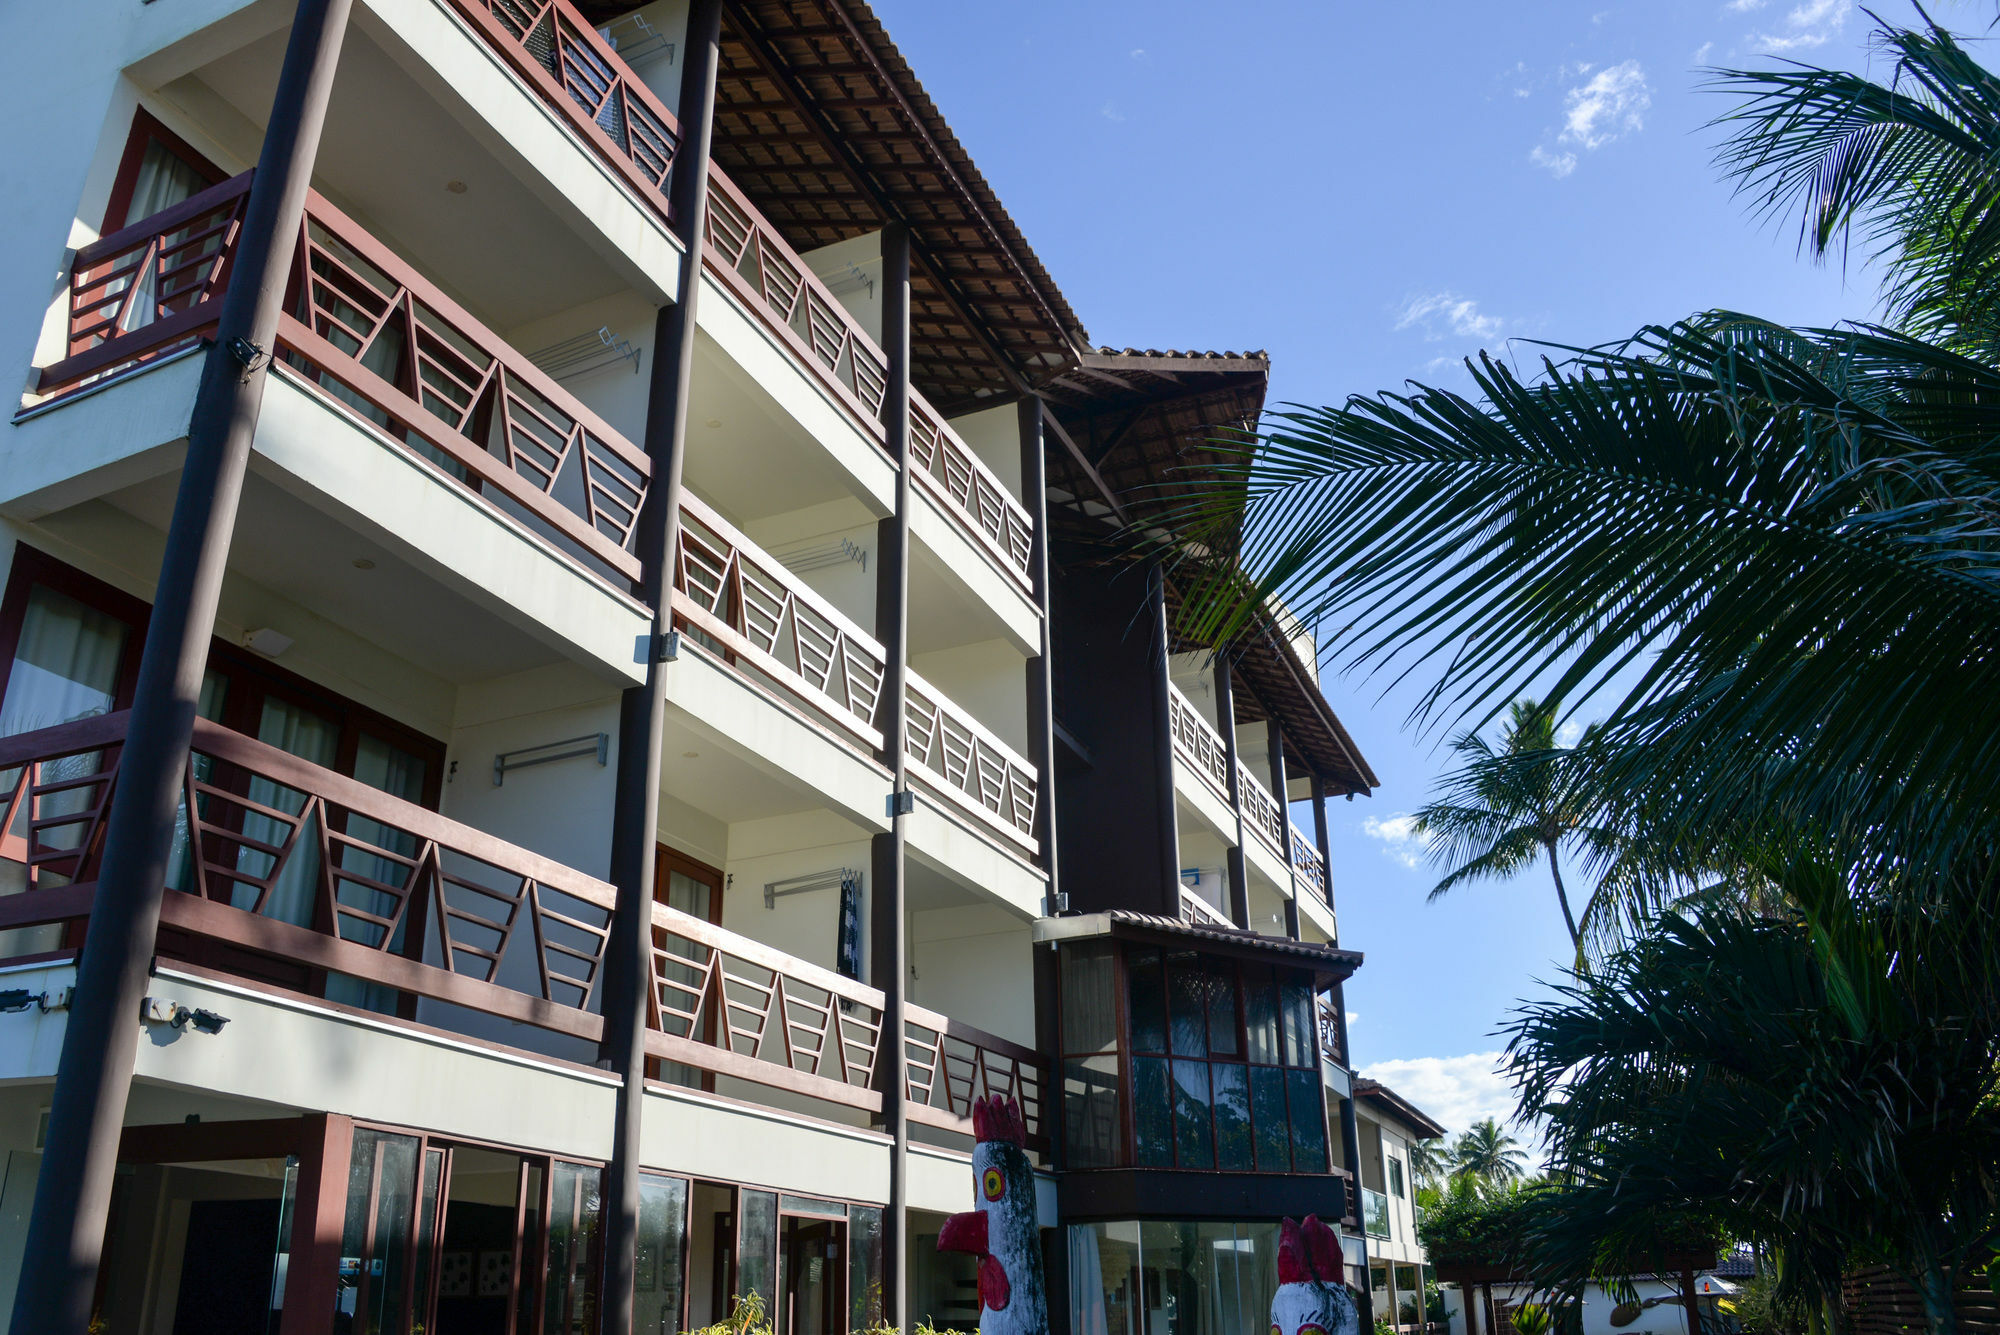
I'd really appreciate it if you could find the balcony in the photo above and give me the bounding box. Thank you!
[450,0,1037,593]
[0,712,1047,1137]
[30,171,653,595]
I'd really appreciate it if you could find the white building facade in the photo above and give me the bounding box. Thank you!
[0,2,1388,1333]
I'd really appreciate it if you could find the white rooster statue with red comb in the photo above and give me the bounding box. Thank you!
[937,1095,1047,1335]
[1272,1215,1360,1335]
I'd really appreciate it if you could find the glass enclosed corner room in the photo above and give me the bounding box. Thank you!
[1058,940,1335,1173]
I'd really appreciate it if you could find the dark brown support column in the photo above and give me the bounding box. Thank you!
[278,1112,353,1335]
[1271,724,1300,939]
[599,3,723,1329]
[11,6,352,1331]
[1148,564,1181,916]
[1312,772,1335,927]
[1680,1265,1702,1335]
[1214,649,1250,927]
[1020,395,1058,916]
[870,219,914,1331]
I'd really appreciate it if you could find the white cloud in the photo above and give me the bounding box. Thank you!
[1693,40,1715,64]
[1560,59,1650,150]
[1746,0,1851,52]
[1725,0,1764,12]
[1362,812,1427,869]
[1129,47,1147,60]
[1530,145,1578,178]
[1395,292,1503,342]
[1099,102,1126,123]
[1347,1012,1361,1027]
[1555,720,1584,747]
[1359,1052,1535,1152]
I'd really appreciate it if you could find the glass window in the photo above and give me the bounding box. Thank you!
[1133,1056,1174,1167]
[1170,1060,1214,1168]
[1250,1066,1290,1172]
[737,1189,778,1315]
[1286,1068,1329,1172]
[848,1204,883,1334]
[637,1173,690,1335]
[338,1129,419,1335]
[1166,953,1208,1057]
[1127,948,1166,1053]
[1210,1064,1252,1170]
[0,585,127,736]
[1389,1156,1406,1199]
[1280,977,1316,1067]
[545,1161,602,1334]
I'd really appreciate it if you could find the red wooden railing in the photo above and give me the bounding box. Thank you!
[35,174,654,589]
[1167,681,1230,802]
[647,899,886,1112]
[0,712,617,1041]
[1239,768,1286,856]
[703,170,890,436]
[672,491,888,748]
[444,0,681,220]
[908,392,1034,587]
[903,1001,1047,1150]
[905,669,1037,850]
[443,0,1038,588]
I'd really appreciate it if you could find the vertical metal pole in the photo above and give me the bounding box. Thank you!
[1147,565,1180,916]
[599,4,722,1330]
[1271,724,1300,940]
[1213,650,1250,928]
[10,6,351,1332]
[870,220,913,1332]
[1020,396,1057,917]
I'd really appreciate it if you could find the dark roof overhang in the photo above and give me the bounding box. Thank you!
[1352,1078,1450,1140]
[1034,910,1364,988]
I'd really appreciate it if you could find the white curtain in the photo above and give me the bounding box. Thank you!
[324,733,426,1015]
[115,142,211,335]
[0,585,128,955]
[1071,1225,1111,1335]
[243,698,338,929]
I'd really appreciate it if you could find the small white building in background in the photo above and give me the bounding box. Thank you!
[1441,1272,1740,1335]
[1352,1079,1450,1332]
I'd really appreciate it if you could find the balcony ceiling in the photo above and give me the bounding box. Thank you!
[184,25,629,333]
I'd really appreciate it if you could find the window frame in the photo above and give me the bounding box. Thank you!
[100,107,227,234]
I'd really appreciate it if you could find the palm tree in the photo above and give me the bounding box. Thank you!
[1416,698,1630,955]
[1162,14,2000,886]
[1505,854,2000,1335]
[1451,1117,1528,1192]
[1407,1134,1454,1189]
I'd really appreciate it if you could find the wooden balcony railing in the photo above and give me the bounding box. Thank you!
[445,0,681,220]
[673,491,888,749]
[905,670,1038,851]
[1292,821,1330,908]
[903,1002,1047,1150]
[438,0,1039,595]
[647,899,886,1112]
[0,712,617,1043]
[908,393,1033,587]
[1240,768,1286,856]
[1167,680,1230,803]
[1317,992,1345,1065]
[34,174,654,590]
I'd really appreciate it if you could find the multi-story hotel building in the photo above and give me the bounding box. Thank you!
[0,1,1401,1332]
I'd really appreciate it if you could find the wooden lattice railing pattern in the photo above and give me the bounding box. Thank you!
[903,1001,1048,1150]
[0,713,618,1042]
[672,491,887,748]
[1292,821,1329,906]
[1167,680,1230,802]
[703,172,890,434]
[281,190,651,585]
[445,0,680,216]
[647,900,885,1111]
[34,174,654,589]
[907,393,1033,586]
[1316,993,1344,1065]
[1239,768,1286,855]
[37,174,252,397]
[904,669,1038,849]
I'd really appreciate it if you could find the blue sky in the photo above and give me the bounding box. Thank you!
[870,0,1956,1139]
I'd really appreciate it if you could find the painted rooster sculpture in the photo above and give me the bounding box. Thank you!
[938,1095,1047,1335]
[1272,1215,1360,1335]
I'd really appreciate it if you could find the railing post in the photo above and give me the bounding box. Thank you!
[1272,724,1301,940]
[10,6,352,1332]
[1213,648,1251,928]
[600,2,723,1331]
[870,219,914,1332]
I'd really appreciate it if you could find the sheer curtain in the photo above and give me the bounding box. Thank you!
[325,733,427,1015]
[0,585,128,956]
[243,698,339,929]
[115,142,212,335]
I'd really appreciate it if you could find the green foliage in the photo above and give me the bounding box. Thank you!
[1512,1303,1554,1335]
[1728,1271,1806,1335]
[684,1292,774,1335]
[1415,1179,1552,1269]
[1451,1118,1530,1192]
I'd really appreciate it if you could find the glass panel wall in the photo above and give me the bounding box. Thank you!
[1070,1221,1285,1335]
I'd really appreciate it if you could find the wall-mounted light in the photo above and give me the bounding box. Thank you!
[242,627,293,658]
[141,997,230,1035]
